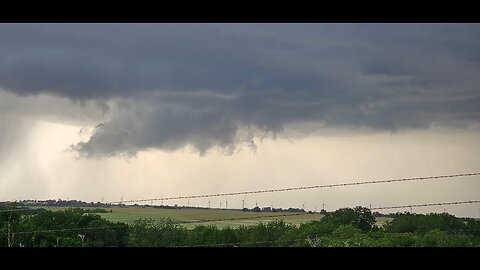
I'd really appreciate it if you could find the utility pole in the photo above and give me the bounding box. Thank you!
[208,200,211,209]
[302,202,305,210]
[120,195,124,206]
[242,199,245,210]
[225,199,228,210]
[322,201,325,211]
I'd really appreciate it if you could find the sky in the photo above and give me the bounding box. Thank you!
[0,23,479,217]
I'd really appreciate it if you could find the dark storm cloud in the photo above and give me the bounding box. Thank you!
[1,24,480,157]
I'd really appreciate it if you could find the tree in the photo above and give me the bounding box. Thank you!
[384,212,468,234]
[128,218,188,247]
[320,206,376,232]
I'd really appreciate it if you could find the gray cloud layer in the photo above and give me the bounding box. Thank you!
[1,24,480,157]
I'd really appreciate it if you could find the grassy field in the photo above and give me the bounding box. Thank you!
[97,207,324,229]
[35,206,392,229]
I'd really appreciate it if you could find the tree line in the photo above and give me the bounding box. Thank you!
[1,206,479,247]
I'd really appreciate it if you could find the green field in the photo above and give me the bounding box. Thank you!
[36,206,392,229]
[97,207,323,228]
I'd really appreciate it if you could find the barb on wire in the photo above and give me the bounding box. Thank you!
[371,200,480,210]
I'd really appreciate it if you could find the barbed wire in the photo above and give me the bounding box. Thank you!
[109,172,480,204]
[2,172,478,212]
[370,200,480,210]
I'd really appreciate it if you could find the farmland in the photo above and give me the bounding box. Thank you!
[33,206,392,228]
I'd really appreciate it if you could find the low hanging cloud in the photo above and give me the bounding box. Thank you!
[1,24,480,157]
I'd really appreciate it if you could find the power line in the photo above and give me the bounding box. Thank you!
[109,172,480,204]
